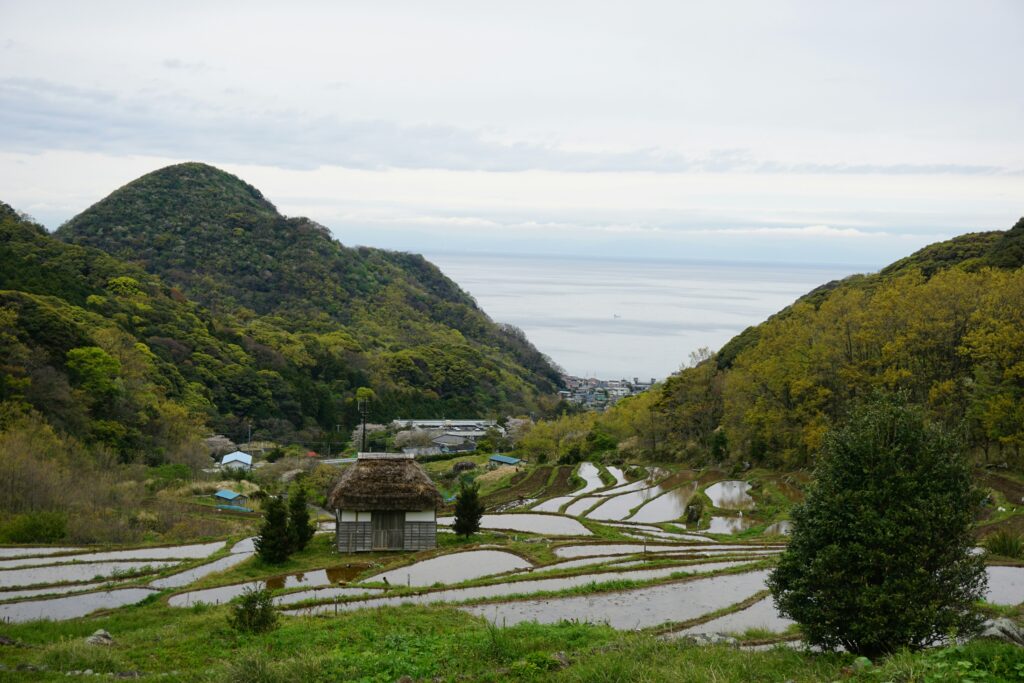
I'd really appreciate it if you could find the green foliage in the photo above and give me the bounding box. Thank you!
[286,484,315,552]
[0,510,67,543]
[452,479,485,538]
[255,495,292,564]
[983,529,1024,559]
[228,587,279,634]
[767,395,988,656]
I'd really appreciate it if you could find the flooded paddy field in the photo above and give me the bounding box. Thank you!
[462,569,772,629]
[284,560,756,616]
[168,566,371,607]
[706,516,757,534]
[0,540,224,569]
[150,552,254,589]
[0,581,110,602]
[985,565,1024,605]
[628,483,699,523]
[0,547,84,559]
[705,481,756,510]
[553,543,779,559]
[437,513,592,536]
[0,560,179,588]
[668,598,795,638]
[0,587,158,623]
[363,550,532,586]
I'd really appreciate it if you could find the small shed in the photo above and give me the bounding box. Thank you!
[213,489,249,508]
[489,454,522,468]
[221,450,253,471]
[328,453,442,552]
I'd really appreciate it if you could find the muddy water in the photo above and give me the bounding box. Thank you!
[764,521,793,536]
[150,552,254,590]
[0,541,224,569]
[462,569,772,629]
[437,514,592,536]
[628,483,699,523]
[531,496,575,513]
[705,481,755,510]
[706,516,756,534]
[669,598,794,637]
[606,467,628,486]
[0,581,109,602]
[0,560,178,588]
[0,547,83,559]
[564,497,604,517]
[0,587,157,623]
[986,565,1024,605]
[586,487,665,521]
[284,561,755,616]
[364,550,532,587]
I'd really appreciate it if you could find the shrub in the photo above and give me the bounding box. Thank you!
[984,529,1023,559]
[0,510,68,543]
[768,395,987,656]
[228,587,278,634]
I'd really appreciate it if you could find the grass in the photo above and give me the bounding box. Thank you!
[985,529,1024,559]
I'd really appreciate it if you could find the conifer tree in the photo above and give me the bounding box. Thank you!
[254,495,291,564]
[287,484,315,552]
[452,480,484,538]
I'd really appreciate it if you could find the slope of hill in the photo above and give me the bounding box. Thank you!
[0,164,563,462]
[54,163,562,424]
[512,217,1024,470]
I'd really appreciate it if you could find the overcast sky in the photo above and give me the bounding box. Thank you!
[1,0,1022,266]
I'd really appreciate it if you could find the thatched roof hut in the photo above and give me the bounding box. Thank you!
[328,453,442,512]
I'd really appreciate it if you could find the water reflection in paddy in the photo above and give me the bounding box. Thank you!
[706,516,756,534]
[705,481,756,510]
[531,496,574,513]
[437,514,591,536]
[285,561,754,615]
[363,550,532,586]
[0,560,178,588]
[586,487,665,521]
[669,597,794,638]
[628,483,699,523]
[606,466,628,486]
[0,581,109,602]
[168,565,369,607]
[151,552,256,590]
[554,543,777,559]
[462,569,772,629]
[986,565,1024,605]
[0,587,157,623]
[0,541,224,569]
[564,497,603,517]
[0,547,83,559]
[764,521,793,536]
[575,463,606,495]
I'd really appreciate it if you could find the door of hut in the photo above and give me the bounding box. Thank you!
[372,511,405,550]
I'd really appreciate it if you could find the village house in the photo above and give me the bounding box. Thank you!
[220,450,253,471]
[328,453,442,552]
[213,489,249,508]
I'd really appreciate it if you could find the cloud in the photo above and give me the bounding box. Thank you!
[0,77,1016,176]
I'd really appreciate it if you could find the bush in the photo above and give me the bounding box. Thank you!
[768,395,987,656]
[984,529,1023,559]
[0,510,67,542]
[228,587,278,634]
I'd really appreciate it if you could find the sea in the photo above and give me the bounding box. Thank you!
[425,252,872,382]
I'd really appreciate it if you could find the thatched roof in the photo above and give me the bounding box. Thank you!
[327,453,443,511]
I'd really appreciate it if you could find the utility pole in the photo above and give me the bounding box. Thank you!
[358,398,368,452]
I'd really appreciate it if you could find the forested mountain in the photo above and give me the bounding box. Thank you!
[0,164,562,462]
[518,218,1024,469]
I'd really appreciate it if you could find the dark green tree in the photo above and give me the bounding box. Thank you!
[254,495,291,564]
[452,480,485,538]
[287,484,315,552]
[767,394,987,656]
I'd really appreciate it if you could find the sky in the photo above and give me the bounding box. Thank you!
[1,1,1022,269]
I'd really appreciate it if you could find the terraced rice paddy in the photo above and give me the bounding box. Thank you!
[362,550,532,586]
[437,514,592,536]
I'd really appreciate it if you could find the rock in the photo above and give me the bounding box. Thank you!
[0,635,18,647]
[978,618,1024,646]
[551,651,571,669]
[84,669,94,676]
[396,677,414,683]
[85,630,114,646]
